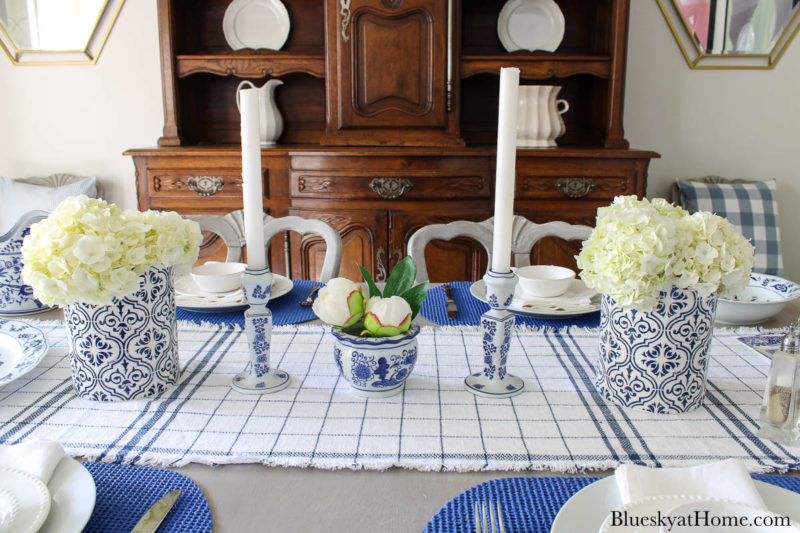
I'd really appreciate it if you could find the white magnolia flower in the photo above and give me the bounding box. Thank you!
[363,296,412,336]
[312,278,365,328]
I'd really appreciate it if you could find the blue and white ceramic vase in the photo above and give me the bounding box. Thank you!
[64,265,179,402]
[332,324,420,398]
[596,286,717,414]
[0,211,52,316]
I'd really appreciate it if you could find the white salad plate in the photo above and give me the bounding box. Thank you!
[39,458,96,533]
[551,476,800,533]
[176,273,293,313]
[716,272,800,325]
[497,0,565,53]
[0,468,50,533]
[0,320,47,388]
[470,279,601,319]
[223,0,290,51]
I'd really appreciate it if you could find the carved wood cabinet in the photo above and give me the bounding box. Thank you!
[127,0,658,282]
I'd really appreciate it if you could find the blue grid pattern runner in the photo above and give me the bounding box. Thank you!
[83,462,211,533]
[177,279,322,326]
[419,281,600,328]
[425,475,800,533]
[2,322,800,473]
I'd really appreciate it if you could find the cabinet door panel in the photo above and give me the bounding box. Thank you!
[390,211,489,282]
[288,209,388,282]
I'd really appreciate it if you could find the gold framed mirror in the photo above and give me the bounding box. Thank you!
[657,0,800,69]
[0,0,125,65]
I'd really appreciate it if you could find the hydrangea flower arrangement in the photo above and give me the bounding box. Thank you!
[21,195,202,306]
[313,256,428,337]
[576,196,754,312]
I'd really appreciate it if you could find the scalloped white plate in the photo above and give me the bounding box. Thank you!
[470,279,600,319]
[497,0,565,53]
[223,0,290,51]
[39,458,96,533]
[0,468,49,533]
[0,320,47,389]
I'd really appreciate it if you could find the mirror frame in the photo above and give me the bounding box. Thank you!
[656,0,800,69]
[0,0,125,65]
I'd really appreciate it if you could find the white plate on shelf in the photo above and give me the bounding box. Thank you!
[39,458,95,533]
[497,0,565,53]
[469,279,601,319]
[551,476,800,533]
[175,273,293,313]
[0,320,48,389]
[223,0,290,51]
[0,468,49,533]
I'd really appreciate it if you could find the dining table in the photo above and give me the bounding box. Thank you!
[5,282,800,533]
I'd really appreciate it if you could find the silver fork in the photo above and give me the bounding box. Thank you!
[474,500,505,533]
[300,285,321,307]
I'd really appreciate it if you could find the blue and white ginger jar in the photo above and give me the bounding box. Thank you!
[332,324,420,398]
[595,286,717,414]
[64,265,179,402]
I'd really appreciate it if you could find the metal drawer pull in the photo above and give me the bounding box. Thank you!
[369,177,413,199]
[187,176,224,197]
[555,177,596,198]
[375,246,387,282]
[340,0,352,43]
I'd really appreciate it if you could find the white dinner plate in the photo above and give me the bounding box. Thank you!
[223,0,290,51]
[175,273,293,313]
[0,320,47,388]
[0,468,50,533]
[497,0,565,53]
[470,279,601,319]
[39,458,96,533]
[551,476,800,533]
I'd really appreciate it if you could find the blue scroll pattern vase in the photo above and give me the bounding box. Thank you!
[595,286,717,414]
[332,324,420,398]
[64,265,179,402]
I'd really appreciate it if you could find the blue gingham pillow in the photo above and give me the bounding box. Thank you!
[675,178,782,275]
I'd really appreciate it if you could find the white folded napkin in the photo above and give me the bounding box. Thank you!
[615,459,766,509]
[0,440,65,483]
[516,280,596,311]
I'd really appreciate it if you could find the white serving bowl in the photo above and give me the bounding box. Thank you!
[190,261,246,293]
[513,265,576,298]
[716,272,800,326]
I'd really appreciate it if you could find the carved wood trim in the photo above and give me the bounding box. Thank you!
[297,177,333,192]
[176,55,325,79]
[151,174,243,195]
[460,57,612,80]
[518,176,630,196]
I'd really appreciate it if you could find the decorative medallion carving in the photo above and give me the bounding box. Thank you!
[317,214,352,228]
[445,176,485,192]
[369,177,414,199]
[297,177,333,192]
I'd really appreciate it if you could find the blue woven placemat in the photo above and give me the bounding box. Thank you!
[425,475,800,533]
[82,462,211,533]
[419,282,600,328]
[177,279,322,327]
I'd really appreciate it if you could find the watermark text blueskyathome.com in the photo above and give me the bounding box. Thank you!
[611,509,793,531]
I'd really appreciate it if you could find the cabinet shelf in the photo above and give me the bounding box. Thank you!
[461,54,612,80]
[176,53,325,79]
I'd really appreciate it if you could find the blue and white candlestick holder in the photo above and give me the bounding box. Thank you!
[465,269,525,398]
[232,268,291,394]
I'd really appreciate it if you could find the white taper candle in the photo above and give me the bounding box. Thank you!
[239,87,267,270]
[491,67,520,273]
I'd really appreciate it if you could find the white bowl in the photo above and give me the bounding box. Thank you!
[190,262,246,293]
[513,265,576,298]
[716,273,800,326]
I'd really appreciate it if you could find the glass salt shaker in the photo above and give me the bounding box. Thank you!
[758,322,800,445]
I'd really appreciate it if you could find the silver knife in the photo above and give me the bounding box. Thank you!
[130,489,182,533]
[442,284,458,319]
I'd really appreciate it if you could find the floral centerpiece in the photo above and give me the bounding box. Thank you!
[313,256,428,397]
[577,196,754,414]
[21,195,202,402]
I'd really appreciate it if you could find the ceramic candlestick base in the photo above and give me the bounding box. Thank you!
[232,268,291,394]
[465,269,525,398]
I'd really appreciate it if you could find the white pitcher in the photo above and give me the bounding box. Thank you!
[236,79,284,146]
[516,85,569,148]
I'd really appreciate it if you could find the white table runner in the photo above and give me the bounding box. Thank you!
[1,321,797,473]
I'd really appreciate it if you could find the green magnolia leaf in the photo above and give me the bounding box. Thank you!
[341,319,366,336]
[383,256,417,298]
[358,264,381,299]
[400,281,429,320]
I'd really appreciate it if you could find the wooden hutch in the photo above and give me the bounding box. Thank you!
[127,0,658,282]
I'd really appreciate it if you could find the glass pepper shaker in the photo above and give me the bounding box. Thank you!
[758,322,800,445]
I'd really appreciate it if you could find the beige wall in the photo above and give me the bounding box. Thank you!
[0,1,798,278]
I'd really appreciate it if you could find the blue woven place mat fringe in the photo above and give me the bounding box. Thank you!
[82,462,211,533]
[177,279,322,327]
[419,281,600,328]
[424,475,800,533]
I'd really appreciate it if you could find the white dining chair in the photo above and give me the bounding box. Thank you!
[187,210,343,282]
[407,215,593,283]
